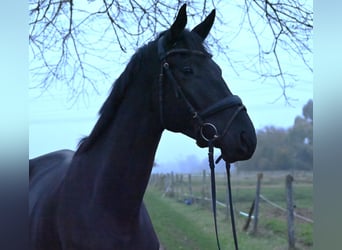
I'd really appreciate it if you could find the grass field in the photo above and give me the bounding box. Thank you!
[144,171,313,250]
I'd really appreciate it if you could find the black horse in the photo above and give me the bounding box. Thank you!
[29,4,256,250]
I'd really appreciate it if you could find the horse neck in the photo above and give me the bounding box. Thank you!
[65,68,163,223]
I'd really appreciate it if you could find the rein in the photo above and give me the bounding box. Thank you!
[157,35,242,250]
[208,144,239,250]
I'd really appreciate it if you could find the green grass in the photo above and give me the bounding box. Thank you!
[146,171,313,249]
[144,188,217,249]
[298,224,313,247]
[264,219,287,235]
[145,188,297,250]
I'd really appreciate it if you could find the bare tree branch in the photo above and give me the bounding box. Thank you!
[237,0,312,103]
[29,0,313,102]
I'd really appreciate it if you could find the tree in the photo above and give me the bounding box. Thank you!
[240,99,313,171]
[241,126,295,171]
[288,99,313,170]
[302,99,313,123]
[29,0,313,101]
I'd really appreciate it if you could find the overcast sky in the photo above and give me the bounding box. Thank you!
[29,1,313,172]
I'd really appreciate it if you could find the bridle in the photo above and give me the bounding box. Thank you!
[157,36,245,141]
[157,35,243,250]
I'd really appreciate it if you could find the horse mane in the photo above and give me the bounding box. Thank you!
[76,44,152,153]
[76,29,208,154]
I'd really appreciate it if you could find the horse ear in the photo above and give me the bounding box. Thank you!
[169,4,187,43]
[191,9,216,40]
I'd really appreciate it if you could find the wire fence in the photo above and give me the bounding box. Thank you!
[149,170,313,249]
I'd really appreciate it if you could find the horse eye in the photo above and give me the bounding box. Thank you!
[182,66,193,75]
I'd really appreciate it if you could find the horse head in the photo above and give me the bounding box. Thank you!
[157,4,256,163]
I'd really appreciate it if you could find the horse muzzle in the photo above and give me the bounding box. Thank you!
[196,110,257,163]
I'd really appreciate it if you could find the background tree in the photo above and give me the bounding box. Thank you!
[302,99,313,123]
[240,99,313,171]
[29,0,313,101]
[241,126,295,171]
[288,99,313,170]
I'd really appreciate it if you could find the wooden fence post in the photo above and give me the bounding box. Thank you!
[243,199,255,231]
[163,174,168,193]
[253,172,263,235]
[175,174,179,200]
[170,172,174,197]
[179,174,184,200]
[286,174,296,249]
[188,174,193,202]
[201,170,206,204]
